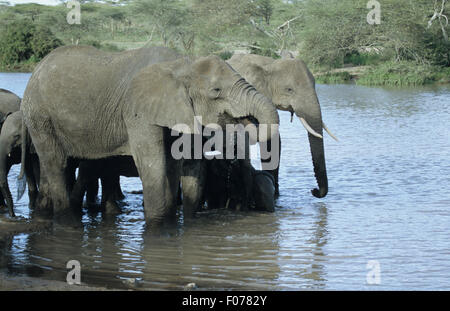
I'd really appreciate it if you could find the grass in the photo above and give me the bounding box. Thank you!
[356,61,450,87]
[315,71,352,84]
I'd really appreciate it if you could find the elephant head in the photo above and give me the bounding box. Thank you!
[0,88,21,130]
[228,56,337,198]
[128,56,280,145]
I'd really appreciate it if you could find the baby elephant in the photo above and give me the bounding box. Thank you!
[204,158,276,212]
[0,111,39,217]
[252,170,276,212]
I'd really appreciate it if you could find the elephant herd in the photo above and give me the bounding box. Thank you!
[0,46,336,227]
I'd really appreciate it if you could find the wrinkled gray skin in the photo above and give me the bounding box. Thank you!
[227,54,329,198]
[0,111,39,217]
[21,45,279,225]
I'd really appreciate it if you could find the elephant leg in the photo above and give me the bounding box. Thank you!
[70,161,90,208]
[85,178,99,206]
[25,155,38,210]
[110,174,125,201]
[129,126,180,225]
[181,159,206,219]
[31,129,71,219]
[100,175,121,215]
[0,161,15,217]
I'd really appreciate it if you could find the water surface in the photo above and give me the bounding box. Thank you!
[1,73,449,290]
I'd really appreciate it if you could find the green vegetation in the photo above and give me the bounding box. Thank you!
[0,19,61,71]
[0,0,448,86]
[315,72,352,85]
[356,61,450,86]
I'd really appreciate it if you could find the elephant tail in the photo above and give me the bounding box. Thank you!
[17,116,28,201]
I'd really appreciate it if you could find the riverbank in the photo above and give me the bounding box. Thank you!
[0,272,114,291]
[3,57,449,87]
[314,62,450,86]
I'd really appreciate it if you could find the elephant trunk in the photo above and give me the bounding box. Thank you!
[295,96,328,198]
[0,143,14,216]
[228,78,279,143]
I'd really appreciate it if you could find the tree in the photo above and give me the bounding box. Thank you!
[132,0,189,46]
[256,0,273,25]
[0,20,61,65]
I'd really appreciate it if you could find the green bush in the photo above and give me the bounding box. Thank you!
[218,50,233,60]
[356,61,448,86]
[344,52,381,66]
[0,19,61,66]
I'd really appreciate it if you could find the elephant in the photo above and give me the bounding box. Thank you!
[0,111,39,217]
[252,170,276,212]
[204,156,276,212]
[20,45,279,225]
[227,54,338,199]
[0,89,21,127]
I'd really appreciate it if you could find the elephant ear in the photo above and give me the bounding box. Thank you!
[126,64,197,134]
[0,111,13,130]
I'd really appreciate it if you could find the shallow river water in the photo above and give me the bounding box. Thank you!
[0,73,449,290]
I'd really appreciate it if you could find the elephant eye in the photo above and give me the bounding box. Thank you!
[210,87,222,99]
[286,87,294,93]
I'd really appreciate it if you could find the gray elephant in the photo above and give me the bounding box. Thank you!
[0,111,39,217]
[20,45,279,225]
[0,89,21,126]
[227,54,338,198]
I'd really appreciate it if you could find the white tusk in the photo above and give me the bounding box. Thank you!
[300,117,323,139]
[323,122,339,141]
[8,153,10,157]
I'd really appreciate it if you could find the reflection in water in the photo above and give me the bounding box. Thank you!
[1,73,450,290]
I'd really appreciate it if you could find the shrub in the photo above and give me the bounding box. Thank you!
[356,61,446,86]
[218,50,233,60]
[0,20,61,66]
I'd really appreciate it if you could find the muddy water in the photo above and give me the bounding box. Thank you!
[1,73,449,290]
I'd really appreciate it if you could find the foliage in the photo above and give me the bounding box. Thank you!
[356,61,450,86]
[0,0,448,86]
[315,71,352,84]
[0,19,61,66]
[218,50,234,60]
